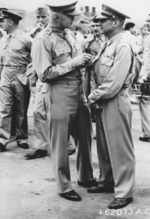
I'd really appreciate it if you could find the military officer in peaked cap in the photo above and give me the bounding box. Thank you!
[87,4,135,209]
[31,0,97,201]
[0,10,32,152]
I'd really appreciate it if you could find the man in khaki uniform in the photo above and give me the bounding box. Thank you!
[82,16,105,125]
[31,0,97,201]
[87,5,135,209]
[0,10,31,152]
[25,7,50,159]
[138,14,150,142]
[82,16,105,98]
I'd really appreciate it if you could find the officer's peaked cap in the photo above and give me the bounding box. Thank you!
[46,0,80,16]
[97,4,130,21]
[1,10,22,22]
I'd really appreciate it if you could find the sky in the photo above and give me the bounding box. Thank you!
[0,0,150,22]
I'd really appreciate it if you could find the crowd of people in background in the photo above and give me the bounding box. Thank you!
[0,0,150,210]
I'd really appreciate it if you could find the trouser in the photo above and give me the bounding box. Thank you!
[47,80,94,193]
[0,76,30,146]
[32,86,50,153]
[139,96,150,137]
[95,90,135,198]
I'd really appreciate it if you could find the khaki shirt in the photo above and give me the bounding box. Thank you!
[31,26,82,83]
[82,34,105,91]
[89,33,134,103]
[0,30,32,84]
[0,30,31,71]
[82,34,105,56]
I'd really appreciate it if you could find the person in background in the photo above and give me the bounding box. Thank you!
[124,21,139,103]
[24,7,50,159]
[138,14,150,142]
[0,10,31,152]
[87,4,135,209]
[133,24,148,87]
[75,18,91,45]
[81,16,105,138]
[31,0,97,201]
[82,16,105,98]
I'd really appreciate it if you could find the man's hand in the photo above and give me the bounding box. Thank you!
[72,53,92,67]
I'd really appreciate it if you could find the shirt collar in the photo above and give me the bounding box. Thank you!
[50,26,66,38]
[7,29,19,38]
[107,32,123,46]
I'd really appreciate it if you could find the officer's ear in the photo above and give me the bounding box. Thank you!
[8,19,14,26]
[113,19,120,27]
[54,13,60,22]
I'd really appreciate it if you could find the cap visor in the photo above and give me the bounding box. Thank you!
[95,12,109,20]
[66,10,80,16]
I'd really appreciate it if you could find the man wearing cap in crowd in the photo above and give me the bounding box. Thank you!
[75,19,91,44]
[87,4,135,209]
[82,16,105,98]
[31,0,98,201]
[0,10,32,152]
[138,14,150,142]
[24,6,50,159]
[29,7,50,38]
[82,16,105,127]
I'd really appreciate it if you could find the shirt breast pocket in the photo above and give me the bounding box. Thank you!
[100,56,114,78]
[10,40,23,51]
[54,47,71,64]
[101,56,114,66]
[55,47,71,57]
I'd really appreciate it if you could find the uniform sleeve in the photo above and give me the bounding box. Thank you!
[31,36,77,83]
[139,36,150,79]
[24,34,32,51]
[88,45,132,103]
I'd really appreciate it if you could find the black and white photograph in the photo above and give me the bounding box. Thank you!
[0,0,150,218]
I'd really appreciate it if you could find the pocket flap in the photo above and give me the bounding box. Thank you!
[101,56,114,66]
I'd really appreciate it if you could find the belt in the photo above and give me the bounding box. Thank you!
[1,65,27,69]
[52,78,83,85]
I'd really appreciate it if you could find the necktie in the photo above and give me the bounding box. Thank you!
[4,34,12,49]
[64,30,82,58]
